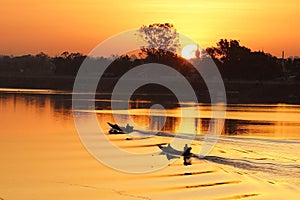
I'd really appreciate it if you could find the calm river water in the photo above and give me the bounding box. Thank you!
[1,89,300,199]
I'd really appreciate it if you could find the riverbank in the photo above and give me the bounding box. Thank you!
[0,75,299,104]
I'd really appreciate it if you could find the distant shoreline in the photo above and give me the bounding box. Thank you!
[1,75,299,104]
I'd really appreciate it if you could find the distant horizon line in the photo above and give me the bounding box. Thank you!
[1,50,300,60]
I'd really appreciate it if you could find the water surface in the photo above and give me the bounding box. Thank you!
[1,89,300,199]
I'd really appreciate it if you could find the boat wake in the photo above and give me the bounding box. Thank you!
[152,131,300,184]
[202,155,300,178]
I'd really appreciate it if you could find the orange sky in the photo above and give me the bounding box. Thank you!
[1,0,299,57]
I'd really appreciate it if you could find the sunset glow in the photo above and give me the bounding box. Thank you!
[1,0,299,57]
[1,1,300,198]
[181,44,198,59]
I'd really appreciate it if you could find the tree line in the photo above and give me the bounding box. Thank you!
[0,51,87,76]
[0,30,299,81]
[206,39,300,81]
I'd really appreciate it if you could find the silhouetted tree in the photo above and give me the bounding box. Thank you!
[207,39,282,80]
[138,23,180,56]
[52,52,86,76]
[0,53,55,75]
[136,23,196,76]
[61,51,69,58]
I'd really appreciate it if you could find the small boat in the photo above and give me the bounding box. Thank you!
[158,144,182,156]
[158,144,193,165]
[107,122,134,134]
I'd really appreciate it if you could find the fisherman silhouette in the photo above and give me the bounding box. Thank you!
[125,123,133,133]
[183,145,192,166]
[184,144,188,152]
[125,124,130,132]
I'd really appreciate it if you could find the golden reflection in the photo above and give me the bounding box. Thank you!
[1,93,300,199]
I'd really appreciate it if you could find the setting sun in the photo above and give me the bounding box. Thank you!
[181,44,199,59]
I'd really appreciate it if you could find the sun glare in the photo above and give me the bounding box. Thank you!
[181,44,198,59]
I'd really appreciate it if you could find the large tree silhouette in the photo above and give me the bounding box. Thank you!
[207,39,282,80]
[138,23,180,56]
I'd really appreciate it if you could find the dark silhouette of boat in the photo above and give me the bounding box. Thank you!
[158,144,193,165]
[107,122,133,134]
